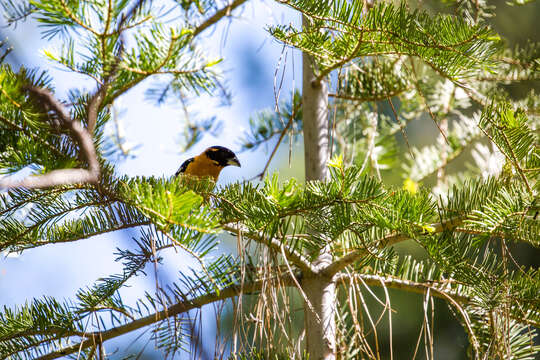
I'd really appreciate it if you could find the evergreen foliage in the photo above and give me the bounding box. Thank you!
[0,0,538,359]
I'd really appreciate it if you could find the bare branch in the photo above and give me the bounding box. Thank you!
[25,86,71,123]
[0,87,100,189]
[0,169,96,190]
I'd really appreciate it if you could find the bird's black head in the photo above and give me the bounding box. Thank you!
[204,146,241,168]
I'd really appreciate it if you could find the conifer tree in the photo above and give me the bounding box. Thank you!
[0,0,538,359]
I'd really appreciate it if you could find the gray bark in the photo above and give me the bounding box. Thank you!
[302,33,329,180]
[301,16,335,360]
[303,275,336,360]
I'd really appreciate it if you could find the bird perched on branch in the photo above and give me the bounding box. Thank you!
[176,146,241,181]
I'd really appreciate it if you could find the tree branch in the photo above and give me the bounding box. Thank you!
[86,84,107,135]
[87,0,149,134]
[336,273,471,304]
[322,217,464,276]
[0,87,100,189]
[192,0,249,38]
[222,223,316,274]
[34,279,270,360]
[3,220,151,253]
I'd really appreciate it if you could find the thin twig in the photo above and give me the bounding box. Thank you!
[408,59,449,146]
[279,242,320,323]
[253,101,301,180]
[58,0,100,36]
[161,231,219,292]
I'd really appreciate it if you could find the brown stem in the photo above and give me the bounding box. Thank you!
[0,87,100,189]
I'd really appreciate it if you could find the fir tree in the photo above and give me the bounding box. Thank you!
[0,0,538,359]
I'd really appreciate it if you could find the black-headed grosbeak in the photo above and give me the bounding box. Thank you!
[176,146,241,181]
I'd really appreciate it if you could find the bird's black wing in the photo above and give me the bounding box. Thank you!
[175,157,194,176]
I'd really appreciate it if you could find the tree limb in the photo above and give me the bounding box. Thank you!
[222,223,317,274]
[34,279,273,360]
[87,0,149,134]
[322,217,464,276]
[0,86,100,189]
[335,273,471,304]
[3,220,151,253]
[192,0,249,37]
[86,84,107,135]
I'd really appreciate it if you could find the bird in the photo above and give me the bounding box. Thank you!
[175,146,241,181]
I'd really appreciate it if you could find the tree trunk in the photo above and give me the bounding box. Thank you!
[302,29,329,181]
[303,275,336,360]
[301,15,335,360]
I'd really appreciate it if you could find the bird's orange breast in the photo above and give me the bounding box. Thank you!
[183,154,222,181]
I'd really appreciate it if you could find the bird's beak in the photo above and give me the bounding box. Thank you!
[227,157,241,167]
